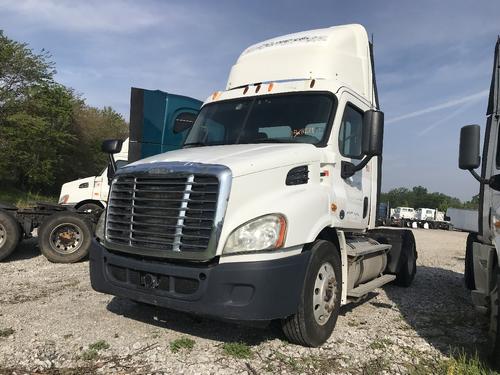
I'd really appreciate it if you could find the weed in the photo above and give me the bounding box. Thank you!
[222,342,253,359]
[170,337,195,353]
[369,338,393,350]
[88,340,110,351]
[81,349,99,361]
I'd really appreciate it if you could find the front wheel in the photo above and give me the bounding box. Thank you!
[38,212,93,263]
[489,272,500,369]
[281,240,342,347]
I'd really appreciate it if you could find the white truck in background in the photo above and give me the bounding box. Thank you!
[91,24,418,347]
[456,37,500,368]
[390,206,451,230]
[58,140,129,213]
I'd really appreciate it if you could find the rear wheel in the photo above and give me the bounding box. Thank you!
[281,240,342,347]
[38,212,92,263]
[394,230,417,287]
[489,272,500,369]
[0,209,21,261]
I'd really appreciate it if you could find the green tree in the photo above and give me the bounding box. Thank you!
[0,30,55,112]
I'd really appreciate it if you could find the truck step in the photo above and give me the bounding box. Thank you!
[347,274,396,298]
[345,236,391,257]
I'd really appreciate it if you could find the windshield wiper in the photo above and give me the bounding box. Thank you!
[183,142,208,148]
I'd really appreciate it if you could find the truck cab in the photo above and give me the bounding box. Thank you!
[457,38,500,367]
[90,24,417,347]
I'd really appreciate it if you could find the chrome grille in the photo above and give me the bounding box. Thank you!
[105,172,219,254]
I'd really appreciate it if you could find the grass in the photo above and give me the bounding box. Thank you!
[222,342,253,359]
[264,350,342,374]
[369,337,393,350]
[170,337,195,353]
[88,340,110,351]
[81,340,110,361]
[0,328,14,338]
[0,187,57,207]
[405,350,498,375]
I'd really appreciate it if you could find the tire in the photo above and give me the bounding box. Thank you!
[394,230,417,287]
[77,202,103,215]
[489,272,500,369]
[464,233,477,290]
[0,209,21,261]
[38,212,92,263]
[281,240,342,347]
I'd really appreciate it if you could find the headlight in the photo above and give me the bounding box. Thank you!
[223,214,287,255]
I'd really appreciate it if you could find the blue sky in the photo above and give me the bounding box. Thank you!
[1,0,498,201]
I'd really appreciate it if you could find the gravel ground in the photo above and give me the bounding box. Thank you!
[0,229,490,374]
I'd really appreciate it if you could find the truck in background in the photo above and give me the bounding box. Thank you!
[456,37,500,368]
[58,88,202,213]
[390,206,451,230]
[91,24,418,347]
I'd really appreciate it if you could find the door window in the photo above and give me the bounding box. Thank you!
[339,104,364,159]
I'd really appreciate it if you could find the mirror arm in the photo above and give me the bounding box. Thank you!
[107,154,117,184]
[341,155,373,179]
[468,169,488,184]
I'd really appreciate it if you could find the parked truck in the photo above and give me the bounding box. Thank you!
[58,88,202,213]
[457,37,500,367]
[90,24,418,346]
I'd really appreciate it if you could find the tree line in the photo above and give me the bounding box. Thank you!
[380,186,479,212]
[0,31,128,195]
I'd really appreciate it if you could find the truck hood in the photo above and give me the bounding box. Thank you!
[126,143,321,177]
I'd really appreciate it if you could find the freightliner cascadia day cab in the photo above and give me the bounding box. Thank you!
[58,88,202,213]
[457,38,500,367]
[90,24,418,346]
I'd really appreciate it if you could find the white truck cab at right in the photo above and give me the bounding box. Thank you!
[457,38,500,367]
[90,24,418,347]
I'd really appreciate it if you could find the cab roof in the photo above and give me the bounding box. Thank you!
[226,24,376,106]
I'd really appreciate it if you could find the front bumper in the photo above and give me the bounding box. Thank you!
[89,240,311,321]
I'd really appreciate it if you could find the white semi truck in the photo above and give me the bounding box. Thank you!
[457,38,500,367]
[90,24,417,346]
[58,140,129,212]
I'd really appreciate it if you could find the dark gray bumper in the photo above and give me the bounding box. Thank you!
[89,240,311,321]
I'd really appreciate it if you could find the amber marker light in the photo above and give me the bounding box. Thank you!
[331,203,337,212]
[255,84,261,93]
[211,91,221,100]
[275,215,287,248]
[268,82,274,92]
[310,79,316,88]
[243,86,249,94]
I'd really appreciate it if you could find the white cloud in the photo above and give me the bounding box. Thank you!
[386,90,488,125]
[0,0,164,33]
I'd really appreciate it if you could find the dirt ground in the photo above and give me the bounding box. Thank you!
[0,229,490,374]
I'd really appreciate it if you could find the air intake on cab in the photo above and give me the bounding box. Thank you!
[286,166,309,186]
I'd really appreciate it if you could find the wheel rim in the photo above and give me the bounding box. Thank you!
[0,223,6,248]
[313,262,337,326]
[490,282,499,349]
[49,223,83,255]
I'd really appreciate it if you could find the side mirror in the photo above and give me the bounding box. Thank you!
[101,139,123,154]
[101,139,124,183]
[341,110,384,179]
[490,175,500,191]
[362,110,384,156]
[459,125,480,170]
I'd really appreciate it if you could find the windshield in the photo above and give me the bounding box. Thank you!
[184,93,335,147]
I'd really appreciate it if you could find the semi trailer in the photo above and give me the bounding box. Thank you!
[457,37,500,367]
[90,24,418,346]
